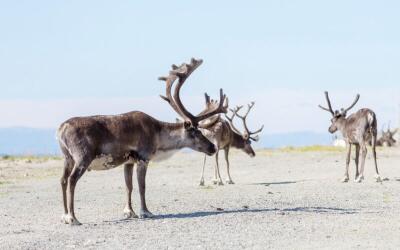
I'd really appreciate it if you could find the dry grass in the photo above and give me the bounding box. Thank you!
[0,156,62,187]
[255,145,345,156]
[1,155,61,162]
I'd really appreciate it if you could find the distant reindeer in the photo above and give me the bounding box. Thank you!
[57,58,228,225]
[318,91,381,183]
[198,98,263,185]
[376,123,397,147]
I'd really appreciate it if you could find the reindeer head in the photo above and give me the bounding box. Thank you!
[318,91,360,133]
[158,58,228,156]
[225,103,264,157]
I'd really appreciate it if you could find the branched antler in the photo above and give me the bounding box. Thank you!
[159,58,228,127]
[226,102,264,141]
[225,106,244,135]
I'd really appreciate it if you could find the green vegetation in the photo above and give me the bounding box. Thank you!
[278,145,346,152]
[0,155,62,162]
[256,145,346,155]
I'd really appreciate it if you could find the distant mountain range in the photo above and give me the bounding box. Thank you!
[0,127,333,155]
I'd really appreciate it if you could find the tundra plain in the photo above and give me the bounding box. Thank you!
[0,147,399,249]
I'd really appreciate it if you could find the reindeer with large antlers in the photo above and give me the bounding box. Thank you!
[57,58,228,225]
[198,99,263,185]
[318,91,381,183]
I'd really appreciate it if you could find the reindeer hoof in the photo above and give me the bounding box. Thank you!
[123,207,138,219]
[61,214,81,225]
[199,179,205,186]
[139,210,154,219]
[375,175,382,182]
[226,179,235,184]
[341,177,349,183]
[355,176,364,183]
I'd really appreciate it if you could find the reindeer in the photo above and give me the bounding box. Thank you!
[57,58,228,225]
[376,124,397,147]
[318,91,381,183]
[198,98,263,186]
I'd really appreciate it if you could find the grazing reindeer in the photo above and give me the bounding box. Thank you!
[318,91,381,183]
[57,58,228,225]
[199,99,263,186]
[376,124,397,147]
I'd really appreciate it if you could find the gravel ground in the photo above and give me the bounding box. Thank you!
[0,148,400,249]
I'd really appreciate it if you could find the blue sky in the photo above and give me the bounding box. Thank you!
[0,1,399,132]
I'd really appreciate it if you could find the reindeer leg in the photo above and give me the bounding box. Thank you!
[60,156,73,220]
[371,135,381,182]
[199,154,206,186]
[224,147,234,184]
[354,144,360,181]
[137,160,154,218]
[212,151,224,185]
[342,143,351,183]
[123,163,138,219]
[63,157,90,225]
[355,145,367,183]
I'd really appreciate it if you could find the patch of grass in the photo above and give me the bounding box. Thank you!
[279,145,346,153]
[200,185,215,190]
[257,145,346,154]
[0,180,12,186]
[0,155,62,162]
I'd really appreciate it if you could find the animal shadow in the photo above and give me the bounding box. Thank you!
[102,206,358,224]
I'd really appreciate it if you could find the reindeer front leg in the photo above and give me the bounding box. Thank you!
[199,154,206,186]
[224,147,234,184]
[212,151,224,185]
[341,143,351,182]
[123,163,138,219]
[136,160,154,218]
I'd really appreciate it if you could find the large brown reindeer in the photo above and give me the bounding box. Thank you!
[57,58,228,225]
[199,98,263,185]
[318,91,381,183]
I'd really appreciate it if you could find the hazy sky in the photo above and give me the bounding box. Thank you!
[0,1,399,133]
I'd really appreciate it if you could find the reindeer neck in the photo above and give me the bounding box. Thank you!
[231,131,245,148]
[157,122,187,151]
[337,117,350,136]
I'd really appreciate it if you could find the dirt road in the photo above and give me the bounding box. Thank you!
[1,148,399,249]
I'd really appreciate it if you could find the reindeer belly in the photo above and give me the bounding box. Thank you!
[152,150,179,162]
[88,154,135,171]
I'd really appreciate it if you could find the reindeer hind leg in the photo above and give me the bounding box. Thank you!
[371,133,381,182]
[60,147,74,223]
[123,163,138,219]
[64,155,91,225]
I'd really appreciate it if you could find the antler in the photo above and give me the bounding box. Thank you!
[197,93,224,128]
[159,58,228,127]
[225,106,244,135]
[318,91,335,116]
[342,94,360,113]
[203,93,221,111]
[229,102,264,141]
